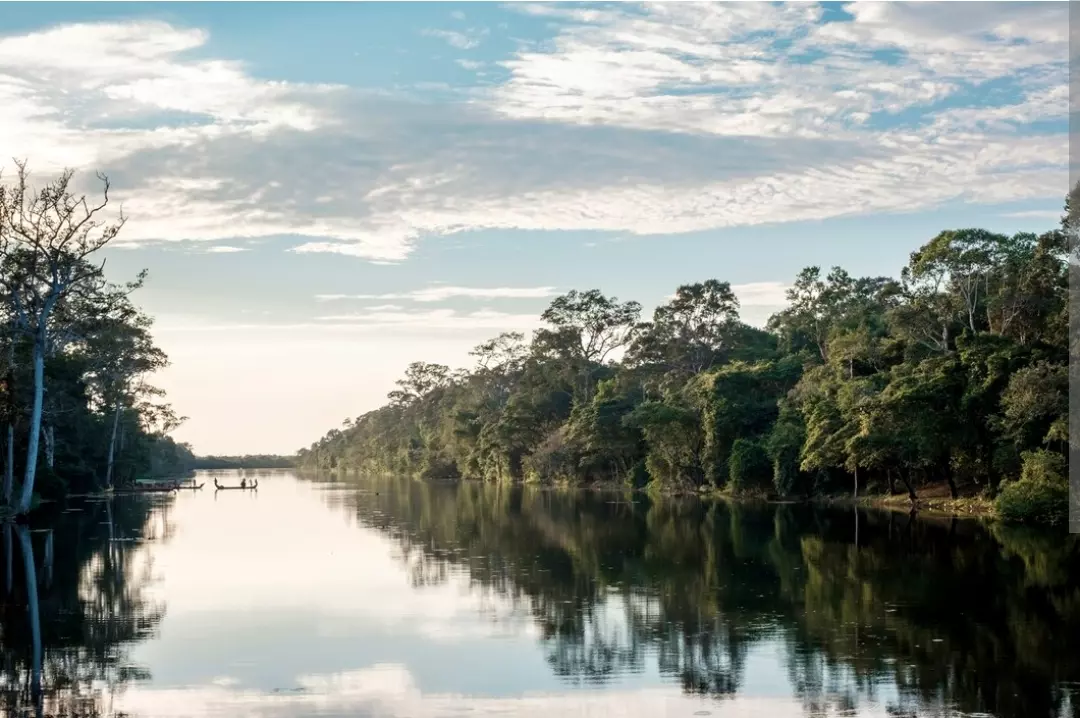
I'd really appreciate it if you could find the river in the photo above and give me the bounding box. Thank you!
[1,470,1077,718]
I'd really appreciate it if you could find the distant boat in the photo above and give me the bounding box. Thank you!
[213,478,258,491]
[176,483,204,490]
[123,483,180,493]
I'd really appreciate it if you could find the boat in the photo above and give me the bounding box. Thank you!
[176,482,204,490]
[121,484,179,493]
[213,478,258,491]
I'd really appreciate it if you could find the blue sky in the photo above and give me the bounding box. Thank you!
[0,1,1067,454]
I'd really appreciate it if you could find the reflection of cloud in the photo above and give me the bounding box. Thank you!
[0,8,1066,261]
[114,664,898,718]
[316,286,559,302]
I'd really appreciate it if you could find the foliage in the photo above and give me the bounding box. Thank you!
[0,164,189,512]
[300,187,1074,523]
[994,450,1068,526]
[193,454,296,470]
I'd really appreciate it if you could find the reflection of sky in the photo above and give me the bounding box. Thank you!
[116,472,897,717]
[114,666,903,718]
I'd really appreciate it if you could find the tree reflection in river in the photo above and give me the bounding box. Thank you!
[321,475,1080,718]
[0,495,167,718]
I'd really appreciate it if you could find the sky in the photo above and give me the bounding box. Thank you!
[0,1,1069,455]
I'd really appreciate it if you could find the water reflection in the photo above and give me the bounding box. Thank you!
[1,494,167,717]
[324,476,1080,718]
[0,472,1076,718]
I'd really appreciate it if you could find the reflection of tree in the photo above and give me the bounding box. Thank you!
[0,494,168,717]
[321,474,1080,718]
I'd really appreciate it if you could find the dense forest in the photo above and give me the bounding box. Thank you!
[300,188,1077,525]
[0,163,193,516]
[192,454,296,470]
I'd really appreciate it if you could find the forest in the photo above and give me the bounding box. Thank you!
[300,188,1077,526]
[192,454,296,470]
[0,163,193,516]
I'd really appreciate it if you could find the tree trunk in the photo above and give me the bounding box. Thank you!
[16,526,43,708]
[16,342,47,515]
[43,424,54,470]
[43,529,54,589]
[3,522,11,595]
[886,468,897,496]
[944,461,958,499]
[3,341,13,505]
[853,465,858,500]
[3,422,12,506]
[899,469,918,501]
[105,398,122,489]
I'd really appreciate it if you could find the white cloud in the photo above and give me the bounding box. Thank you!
[422,27,487,50]
[732,281,791,307]
[1000,209,1063,220]
[314,308,543,332]
[202,245,248,253]
[155,308,542,335]
[315,286,559,302]
[0,7,1067,262]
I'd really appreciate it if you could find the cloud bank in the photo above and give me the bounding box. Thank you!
[0,3,1066,262]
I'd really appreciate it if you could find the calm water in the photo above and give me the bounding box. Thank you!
[1,470,1078,718]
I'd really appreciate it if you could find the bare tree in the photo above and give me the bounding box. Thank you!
[0,161,125,514]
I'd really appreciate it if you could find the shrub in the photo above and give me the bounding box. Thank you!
[728,438,772,492]
[994,450,1069,525]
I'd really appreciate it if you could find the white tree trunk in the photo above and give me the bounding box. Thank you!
[16,341,46,514]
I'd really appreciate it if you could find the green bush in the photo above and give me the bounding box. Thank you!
[1019,449,1065,484]
[728,438,771,492]
[994,450,1069,526]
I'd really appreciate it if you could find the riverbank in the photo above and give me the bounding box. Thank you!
[389,472,1003,520]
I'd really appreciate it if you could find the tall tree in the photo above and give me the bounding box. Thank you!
[0,163,124,514]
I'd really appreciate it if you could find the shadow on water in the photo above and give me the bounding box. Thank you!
[0,494,169,717]
[318,475,1080,718]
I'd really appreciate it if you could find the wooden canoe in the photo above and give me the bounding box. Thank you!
[213,480,258,491]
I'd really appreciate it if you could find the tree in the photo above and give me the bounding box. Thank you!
[539,289,642,365]
[0,163,124,514]
[82,310,169,488]
[628,279,743,377]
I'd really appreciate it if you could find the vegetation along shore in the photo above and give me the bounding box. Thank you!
[0,164,194,516]
[300,187,1079,527]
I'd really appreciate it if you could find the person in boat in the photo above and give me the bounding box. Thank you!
[240,477,247,489]
[214,477,222,490]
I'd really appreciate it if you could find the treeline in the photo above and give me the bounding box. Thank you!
[0,163,191,515]
[299,190,1075,524]
[194,454,296,470]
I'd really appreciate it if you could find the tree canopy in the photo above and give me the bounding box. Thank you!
[1,163,192,514]
[300,188,1073,524]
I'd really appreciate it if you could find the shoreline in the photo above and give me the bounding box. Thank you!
[314,469,1001,521]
